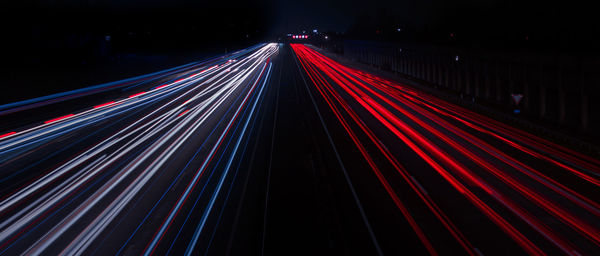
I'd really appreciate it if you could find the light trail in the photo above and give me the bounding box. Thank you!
[0,43,278,255]
[291,43,600,255]
[1,42,596,255]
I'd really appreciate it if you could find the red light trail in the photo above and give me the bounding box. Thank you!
[291,43,600,255]
[43,114,75,124]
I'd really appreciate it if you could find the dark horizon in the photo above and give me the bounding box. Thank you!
[3,0,598,104]
[4,0,599,49]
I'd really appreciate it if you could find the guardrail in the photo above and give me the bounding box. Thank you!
[315,42,600,156]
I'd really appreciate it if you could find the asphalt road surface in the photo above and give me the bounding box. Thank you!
[0,43,598,255]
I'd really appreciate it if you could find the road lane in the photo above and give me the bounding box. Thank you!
[0,43,278,255]
[291,43,600,255]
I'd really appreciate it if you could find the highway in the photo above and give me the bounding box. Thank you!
[0,43,598,255]
[290,44,600,255]
[0,43,278,255]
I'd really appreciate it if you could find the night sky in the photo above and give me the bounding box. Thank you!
[1,0,597,71]
[3,0,597,45]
